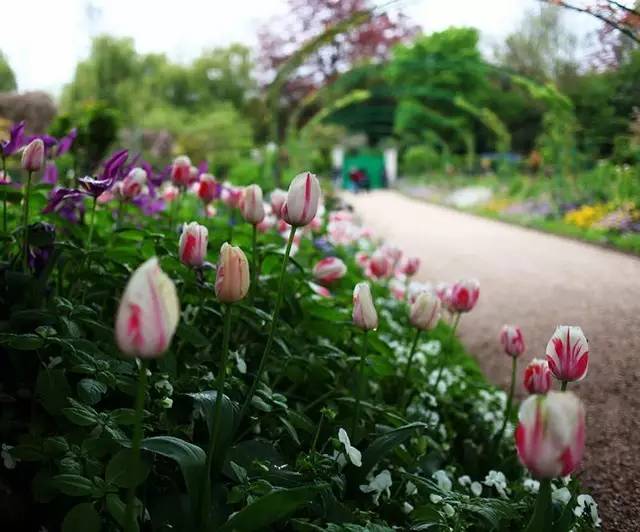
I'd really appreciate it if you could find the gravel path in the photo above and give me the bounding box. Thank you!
[346,190,640,531]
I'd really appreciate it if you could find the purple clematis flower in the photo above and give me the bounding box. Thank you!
[133,194,165,216]
[1,121,25,157]
[42,160,58,185]
[78,149,128,198]
[56,128,77,157]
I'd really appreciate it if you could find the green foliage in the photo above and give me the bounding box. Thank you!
[0,50,17,92]
[402,145,442,175]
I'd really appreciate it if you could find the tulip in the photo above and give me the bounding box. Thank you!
[256,214,275,233]
[389,278,406,301]
[516,391,586,532]
[240,184,266,225]
[171,155,192,187]
[352,282,378,331]
[21,138,45,172]
[367,250,393,279]
[545,326,589,388]
[313,257,347,285]
[399,256,420,276]
[410,291,441,331]
[222,186,243,209]
[355,251,369,269]
[309,282,331,298]
[270,188,287,218]
[523,358,552,395]
[198,173,220,203]
[381,244,402,266]
[115,257,180,358]
[282,171,321,227]
[215,242,250,303]
[179,222,208,268]
[516,391,585,478]
[500,325,525,358]
[120,167,148,200]
[449,279,480,313]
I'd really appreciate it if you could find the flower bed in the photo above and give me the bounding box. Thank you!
[1,129,600,530]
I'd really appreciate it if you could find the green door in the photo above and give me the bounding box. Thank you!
[342,152,385,189]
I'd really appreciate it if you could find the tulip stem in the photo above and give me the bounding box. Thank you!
[310,411,325,454]
[402,328,422,388]
[1,155,6,233]
[494,356,517,450]
[250,224,258,301]
[352,330,369,437]
[125,359,149,532]
[561,380,568,391]
[21,170,33,272]
[202,303,233,526]
[86,196,98,249]
[433,313,460,393]
[236,226,297,430]
[524,478,552,532]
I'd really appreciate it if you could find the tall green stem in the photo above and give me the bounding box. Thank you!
[201,304,233,526]
[1,156,7,233]
[86,196,98,249]
[125,359,149,532]
[22,171,33,272]
[402,329,422,386]
[494,356,517,448]
[236,226,297,428]
[524,478,552,532]
[561,380,568,391]
[433,313,460,392]
[250,224,258,301]
[352,330,369,436]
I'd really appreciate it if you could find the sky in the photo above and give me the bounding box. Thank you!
[0,0,601,96]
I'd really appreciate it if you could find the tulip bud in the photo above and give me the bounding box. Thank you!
[162,184,179,203]
[449,279,480,313]
[523,358,552,395]
[171,155,192,186]
[499,325,525,358]
[270,188,287,218]
[352,282,378,330]
[179,222,208,268]
[121,167,148,199]
[215,242,250,303]
[21,139,45,172]
[256,214,275,233]
[313,257,347,284]
[240,184,266,224]
[309,282,331,298]
[115,257,180,358]
[381,244,402,265]
[515,391,585,478]
[410,291,441,331]
[282,172,321,227]
[222,186,242,209]
[367,250,393,279]
[545,325,589,383]
[198,173,220,203]
[399,257,420,276]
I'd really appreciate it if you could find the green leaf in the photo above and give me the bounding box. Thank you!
[140,436,205,502]
[217,484,325,532]
[77,378,108,405]
[278,415,301,446]
[359,422,426,477]
[35,369,71,415]
[51,474,94,496]
[62,502,101,532]
[63,398,98,427]
[105,494,127,527]
[0,333,45,350]
[106,449,150,488]
[177,322,210,348]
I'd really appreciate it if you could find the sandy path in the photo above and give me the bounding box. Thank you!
[345,190,640,531]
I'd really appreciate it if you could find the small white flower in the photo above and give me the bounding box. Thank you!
[406,480,418,496]
[359,469,392,505]
[1,444,17,469]
[424,340,441,356]
[443,503,455,517]
[432,470,452,491]
[159,397,173,409]
[574,494,601,527]
[402,502,414,514]
[523,478,540,494]
[154,379,173,396]
[458,475,471,487]
[561,475,571,486]
[233,352,247,374]
[338,428,361,467]
[430,494,443,504]
[471,481,482,496]
[483,470,509,498]
[552,487,571,506]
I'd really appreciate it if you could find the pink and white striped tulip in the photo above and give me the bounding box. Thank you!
[523,358,552,395]
[449,279,480,313]
[171,155,192,187]
[515,391,585,478]
[270,188,287,218]
[389,278,406,301]
[197,173,219,203]
[410,291,441,331]
[120,167,147,199]
[313,257,347,284]
[282,172,321,227]
[162,184,179,203]
[222,186,243,209]
[21,139,45,172]
[545,326,589,383]
[309,282,331,298]
[240,184,266,224]
[500,325,526,358]
[399,257,420,277]
[115,257,180,358]
[215,242,250,303]
[256,214,275,233]
[179,222,208,268]
[367,251,393,279]
[355,251,369,269]
[352,282,378,331]
[381,244,402,265]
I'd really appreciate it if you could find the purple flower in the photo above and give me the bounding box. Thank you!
[42,160,58,185]
[56,128,77,157]
[1,121,25,157]
[133,194,165,216]
[28,222,56,274]
[78,149,128,197]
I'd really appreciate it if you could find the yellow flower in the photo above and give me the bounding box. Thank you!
[564,204,610,228]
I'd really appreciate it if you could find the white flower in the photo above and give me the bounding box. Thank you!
[46,356,63,369]
[523,478,540,494]
[337,428,362,467]
[432,470,452,491]
[483,470,509,498]
[406,481,418,496]
[430,494,443,504]
[574,494,601,527]
[471,481,482,496]
[1,444,17,469]
[359,469,392,505]
[154,379,173,396]
[402,502,414,514]
[159,397,173,409]
[233,352,247,374]
[424,340,441,356]
[458,475,471,487]
[552,487,571,506]
[443,503,455,517]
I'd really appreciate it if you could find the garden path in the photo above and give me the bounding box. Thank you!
[345,189,640,532]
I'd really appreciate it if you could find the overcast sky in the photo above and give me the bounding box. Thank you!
[0,0,600,96]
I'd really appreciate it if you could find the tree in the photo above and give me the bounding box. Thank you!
[0,51,17,93]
